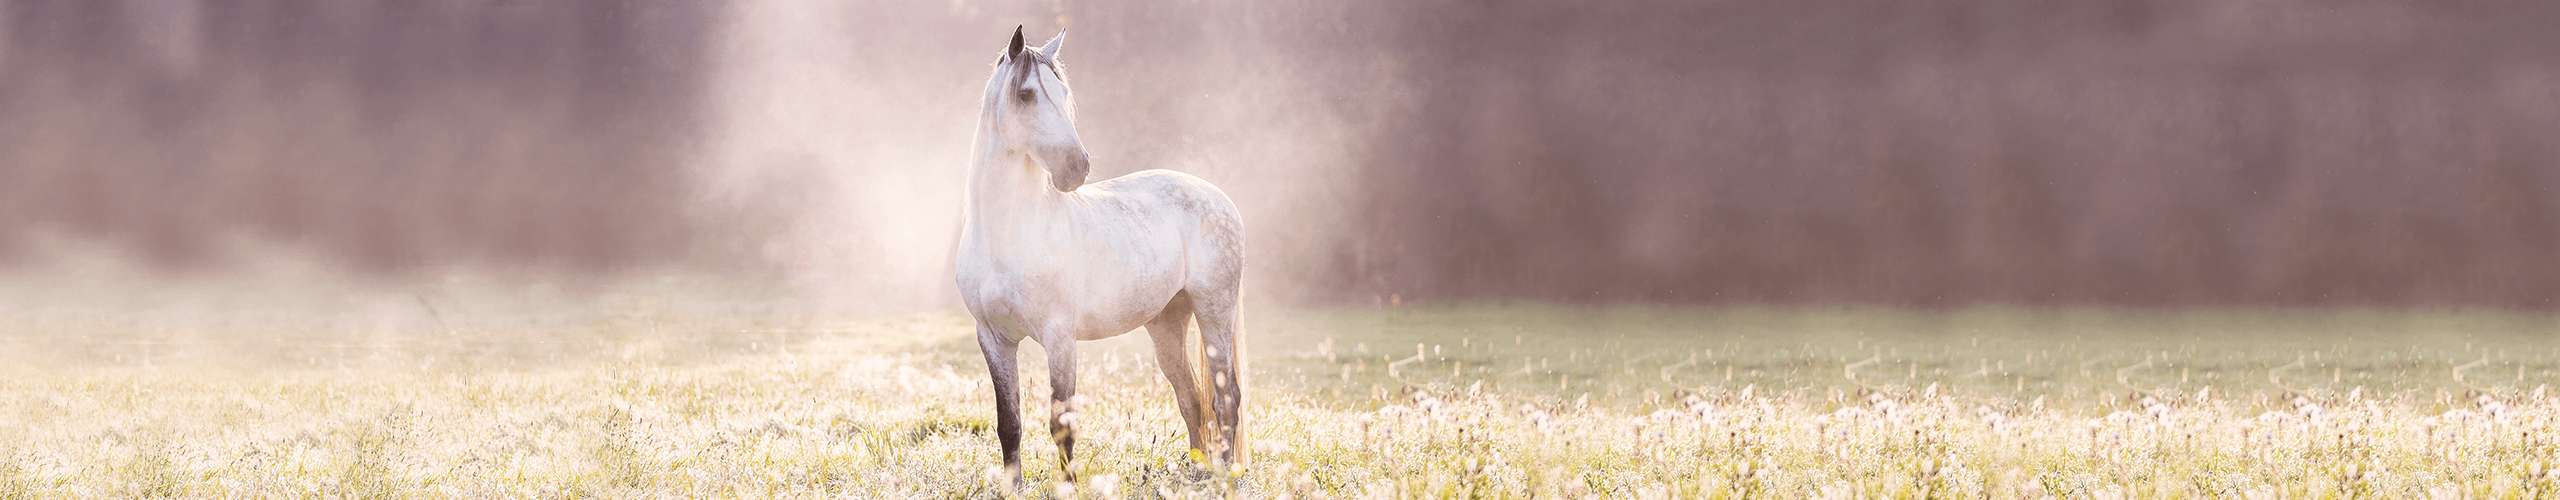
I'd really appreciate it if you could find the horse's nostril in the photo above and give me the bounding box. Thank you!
[1049,152,1090,192]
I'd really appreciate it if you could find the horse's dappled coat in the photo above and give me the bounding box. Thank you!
[952,27,1249,485]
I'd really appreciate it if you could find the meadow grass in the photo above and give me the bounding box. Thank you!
[2,305,2557,497]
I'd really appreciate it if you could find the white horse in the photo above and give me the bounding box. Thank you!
[954,27,1247,483]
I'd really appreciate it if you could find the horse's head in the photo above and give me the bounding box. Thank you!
[990,27,1088,192]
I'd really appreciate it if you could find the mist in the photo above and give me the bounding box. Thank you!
[4,0,2558,317]
[14,4,2560,494]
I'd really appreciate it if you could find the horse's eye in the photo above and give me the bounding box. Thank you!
[1017,89,1036,102]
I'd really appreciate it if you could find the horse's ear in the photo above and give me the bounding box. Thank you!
[1040,30,1066,59]
[1006,26,1025,60]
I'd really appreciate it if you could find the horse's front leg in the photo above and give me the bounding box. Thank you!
[976,324,1024,487]
[1043,336,1081,482]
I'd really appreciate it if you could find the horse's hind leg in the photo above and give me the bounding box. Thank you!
[1145,293,1211,455]
[1193,289,1246,466]
[975,324,1025,485]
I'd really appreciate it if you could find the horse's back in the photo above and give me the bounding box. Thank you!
[1091,169,1243,293]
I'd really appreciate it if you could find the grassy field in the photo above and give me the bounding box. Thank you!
[3,305,2558,497]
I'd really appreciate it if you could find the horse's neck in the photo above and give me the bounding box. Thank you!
[964,136,1069,234]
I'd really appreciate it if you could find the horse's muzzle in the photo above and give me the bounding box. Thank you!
[1049,151,1090,192]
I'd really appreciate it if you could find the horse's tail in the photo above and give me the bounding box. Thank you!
[1189,324,1217,434]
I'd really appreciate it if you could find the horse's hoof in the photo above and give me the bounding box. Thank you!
[986,464,1025,495]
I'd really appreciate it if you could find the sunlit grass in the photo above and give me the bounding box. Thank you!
[2,306,2556,497]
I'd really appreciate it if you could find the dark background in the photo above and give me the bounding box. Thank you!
[5,0,2556,308]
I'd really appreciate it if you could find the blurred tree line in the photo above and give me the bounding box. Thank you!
[4,1,2554,307]
[0,1,714,273]
[1295,0,2560,307]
